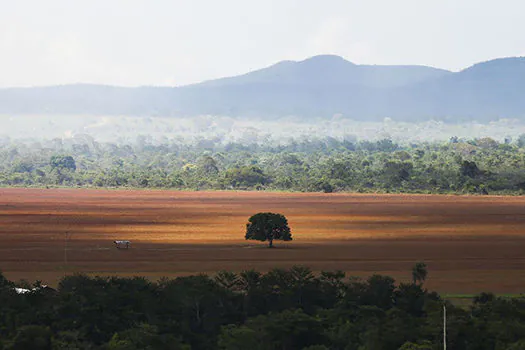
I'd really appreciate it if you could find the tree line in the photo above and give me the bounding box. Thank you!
[1,266,524,349]
[3,135,525,194]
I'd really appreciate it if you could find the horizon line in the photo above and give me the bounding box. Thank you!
[1,54,523,90]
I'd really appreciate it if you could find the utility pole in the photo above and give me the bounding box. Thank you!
[443,303,447,350]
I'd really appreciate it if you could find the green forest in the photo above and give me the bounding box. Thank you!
[1,266,525,350]
[2,135,525,194]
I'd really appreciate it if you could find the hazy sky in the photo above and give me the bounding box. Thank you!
[1,0,524,87]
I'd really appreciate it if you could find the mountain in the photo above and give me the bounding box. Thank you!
[0,55,524,122]
[196,55,451,88]
[394,57,525,122]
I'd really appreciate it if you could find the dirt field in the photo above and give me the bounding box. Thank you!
[1,188,525,294]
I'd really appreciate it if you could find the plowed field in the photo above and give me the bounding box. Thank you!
[1,188,525,294]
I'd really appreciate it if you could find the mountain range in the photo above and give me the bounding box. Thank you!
[1,55,524,122]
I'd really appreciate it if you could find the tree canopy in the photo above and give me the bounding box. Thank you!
[245,212,292,248]
[1,268,525,349]
[4,135,525,195]
[49,155,76,171]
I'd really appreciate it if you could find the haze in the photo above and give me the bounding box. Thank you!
[1,0,524,88]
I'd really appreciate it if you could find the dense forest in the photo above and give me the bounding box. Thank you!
[1,266,524,350]
[2,135,525,194]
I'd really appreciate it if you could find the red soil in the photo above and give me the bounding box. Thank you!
[1,188,525,294]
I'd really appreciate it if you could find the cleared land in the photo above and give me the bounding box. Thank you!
[1,188,525,294]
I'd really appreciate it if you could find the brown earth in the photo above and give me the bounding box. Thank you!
[1,188,525,294]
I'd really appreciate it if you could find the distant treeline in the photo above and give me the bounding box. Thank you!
[1,266,525,350]
[3,135,525,194]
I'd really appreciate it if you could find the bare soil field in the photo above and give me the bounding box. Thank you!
[1,188,525,294]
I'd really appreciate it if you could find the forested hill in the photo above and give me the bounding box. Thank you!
[1,56,525,122]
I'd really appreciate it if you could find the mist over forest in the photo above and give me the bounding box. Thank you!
[3,112,525,195]
[2,56,525,195]
[2,54,525,146]
[2,114,525,146]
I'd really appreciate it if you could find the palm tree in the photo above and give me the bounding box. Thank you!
[412,262,428,285]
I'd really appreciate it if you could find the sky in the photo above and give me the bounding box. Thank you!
[0,0,524,88]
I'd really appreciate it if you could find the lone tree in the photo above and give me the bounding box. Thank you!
[245,212,292,248]
[412,261,428,285]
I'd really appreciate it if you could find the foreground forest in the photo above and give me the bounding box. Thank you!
[1,267,524,350]
[2,135,525,194]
